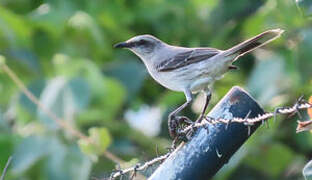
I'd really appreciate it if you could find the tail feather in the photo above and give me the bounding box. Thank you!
[224,29,284,61]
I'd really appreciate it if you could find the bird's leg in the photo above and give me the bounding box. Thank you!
[195,90,211,123]
[168,101,192,139]
[179,91,212,140]
[168,90,193,139]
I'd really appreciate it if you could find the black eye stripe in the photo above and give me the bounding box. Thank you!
[137,40,147,45]
[129,39,151,47]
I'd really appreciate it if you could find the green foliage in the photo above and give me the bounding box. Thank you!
[11,136,91,180]
[296,0,312,17]
[0,55,6,66]
[245,143,294,178]
[0,0,311,179]
[78,127,111,157]
[37,76,90,129]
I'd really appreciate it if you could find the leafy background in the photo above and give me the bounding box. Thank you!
[0,0,312,179]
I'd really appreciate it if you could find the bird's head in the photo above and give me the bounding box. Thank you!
[114,35,164,59]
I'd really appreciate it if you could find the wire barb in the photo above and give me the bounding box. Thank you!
[130,164,140,180]
[180,97,312,136]
[109,152,171,179]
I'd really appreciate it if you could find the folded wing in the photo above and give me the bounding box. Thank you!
[156,48,221,72]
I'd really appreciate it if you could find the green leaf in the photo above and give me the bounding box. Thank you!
[7,48,41,73]
[37,77,90,130]
[244,143,294,178]
[29,2,74,37]
[246,54,290,105]
[78,127,111,156]
[0,5,31,48]
[104,61,147,100]
[0,134,15,171]
[67,77,90,110]
[19,79,46,114]
[297,29,312,82]
[11,136,51,173]
[294,128,312,152]
[12,135,91,180]
[296,0,312,17]
[158,91,185,107]
[208,0,265,29]
[120,158,139,169]
[67,11,105,47]
[51,57,126,124]
[0,109,10,132]
[45,145,92,180]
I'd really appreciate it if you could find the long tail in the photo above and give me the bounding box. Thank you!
[223,29,284,62]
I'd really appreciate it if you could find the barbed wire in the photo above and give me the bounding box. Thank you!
[109,152,171,179]
[180,96,311,135]
[109,97,312,179]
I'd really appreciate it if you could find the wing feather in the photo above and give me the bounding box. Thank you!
[156,48,220,72]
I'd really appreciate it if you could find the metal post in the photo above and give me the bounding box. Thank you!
[149,86,265,180]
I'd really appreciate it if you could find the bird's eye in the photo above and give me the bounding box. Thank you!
[137,39,147,46]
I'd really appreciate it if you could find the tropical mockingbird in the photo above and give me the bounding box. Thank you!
[114,29,284,138]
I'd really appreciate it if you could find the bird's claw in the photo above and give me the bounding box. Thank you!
[168,115,194,140]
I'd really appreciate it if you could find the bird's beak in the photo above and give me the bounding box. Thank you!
[114,42,130,48]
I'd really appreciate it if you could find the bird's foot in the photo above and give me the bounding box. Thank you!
[171,129,191,149]
[168,115,193,140]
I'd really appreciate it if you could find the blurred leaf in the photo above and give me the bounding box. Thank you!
[209,0,265,29]
[29,2,74,37]
[67,77,90,110]
[120,158,139,169]
[19,79,46,114]
[67,11,105,47]
[245,143,294,178]
[12,136,51,173]
[158,91,185,107]
[17,79,45,125]
[100,77,126,120]
[6,48,41,73]
[0,134,15,170]
[247,54,290,105]
[104,60,147,100]
[37,77,90,129]
[0,110,10,132]
[0,5,31,48]
[78,127,111,156]
[52,57,126,123]
[298,29,312,83]
[215,146,248,180]
[12,135,91,180]
[294,126,312,152]
[296,0,312,17]
[45,144,91,180]
[109,139,138,155]
[303,159,312,180]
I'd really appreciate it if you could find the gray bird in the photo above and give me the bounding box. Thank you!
[114,29,284,138]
